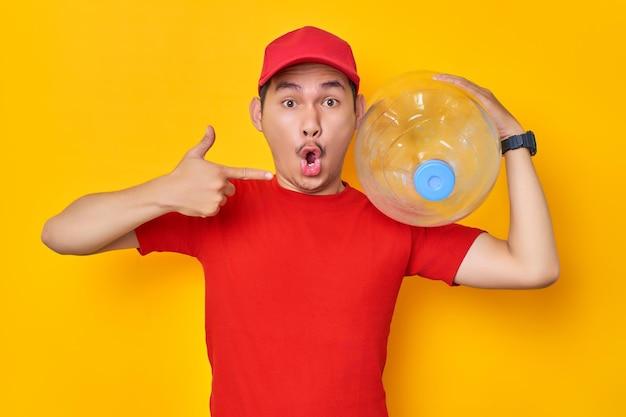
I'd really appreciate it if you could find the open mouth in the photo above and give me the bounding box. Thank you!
[299,146,323,176]
[305,151,317,166]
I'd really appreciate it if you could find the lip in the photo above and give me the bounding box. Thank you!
[298,145,322,160]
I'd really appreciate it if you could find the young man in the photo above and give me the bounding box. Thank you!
[42,26,558,416]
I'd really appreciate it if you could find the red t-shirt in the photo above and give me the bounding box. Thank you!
[136,178,483,417]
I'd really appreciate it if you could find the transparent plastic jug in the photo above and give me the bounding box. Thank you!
[354,70,501,227]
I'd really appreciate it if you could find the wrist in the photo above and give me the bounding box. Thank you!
[147,174,181,214]
[501,131,537,156]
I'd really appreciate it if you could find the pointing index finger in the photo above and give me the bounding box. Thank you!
[224,166,274,181]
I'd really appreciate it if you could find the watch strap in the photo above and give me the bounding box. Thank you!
[501,131,537,156]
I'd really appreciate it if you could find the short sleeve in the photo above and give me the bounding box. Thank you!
[407,223,484,286]
[135,212,203,257]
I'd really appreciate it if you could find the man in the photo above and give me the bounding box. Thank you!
[42,26,558,416]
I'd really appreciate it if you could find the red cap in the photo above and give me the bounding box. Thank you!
[258,26,360,94]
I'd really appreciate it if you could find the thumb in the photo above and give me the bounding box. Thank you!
[185,126,216,160]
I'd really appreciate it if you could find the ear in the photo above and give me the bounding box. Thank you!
[355,94,367,129]
[249,97,263,131]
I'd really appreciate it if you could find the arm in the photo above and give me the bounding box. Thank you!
[41,126,273,255]
[433,74,559,289]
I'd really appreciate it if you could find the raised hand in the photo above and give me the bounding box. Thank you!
[432,73,525,139]
[163,125,274,217]
[432,74,559,289]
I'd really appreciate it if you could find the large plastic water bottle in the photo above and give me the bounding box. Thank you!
[354,70,501,227]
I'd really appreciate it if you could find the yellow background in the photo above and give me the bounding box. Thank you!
[2,0,625,416]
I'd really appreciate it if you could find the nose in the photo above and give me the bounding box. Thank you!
[303,128,319,137]
[302,106,321,138]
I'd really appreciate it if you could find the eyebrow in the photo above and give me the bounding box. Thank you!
[320,80,346,90]
[274,80,346,92]
[274,81,301,92]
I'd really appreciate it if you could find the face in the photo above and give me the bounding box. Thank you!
[250,63,366,195]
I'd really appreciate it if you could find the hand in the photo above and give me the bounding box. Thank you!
[163,125,273,217]
[433,73,525,139]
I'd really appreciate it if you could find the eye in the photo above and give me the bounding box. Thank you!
[324,98,339,107]
[283,99,296,108]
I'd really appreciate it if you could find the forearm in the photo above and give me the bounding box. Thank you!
[42,126,273,256]
[504,147,559,285]
[41,176,170,255]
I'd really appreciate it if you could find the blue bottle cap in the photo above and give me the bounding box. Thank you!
[413,160,455,201]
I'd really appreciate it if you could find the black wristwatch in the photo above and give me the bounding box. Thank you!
[501,131,537,156]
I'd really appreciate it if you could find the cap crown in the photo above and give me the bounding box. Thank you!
[258,26,360,93]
